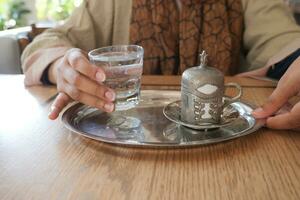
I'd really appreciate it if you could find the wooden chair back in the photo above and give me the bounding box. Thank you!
[18,24,48,54]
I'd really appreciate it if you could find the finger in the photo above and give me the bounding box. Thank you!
[236,66,269,78]
[253,76,299,119]
[266,113,300,130]
[67,49,106,83]
[48,93,71,120]
[252,90,290,119]
[64,82,114,113]
[62,66,115,102]
[266,102,300,130]
[275,103,293,115]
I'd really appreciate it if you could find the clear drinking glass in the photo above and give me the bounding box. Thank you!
[88,45,144,111]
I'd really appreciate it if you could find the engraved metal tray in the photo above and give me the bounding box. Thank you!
[61,90,265,148]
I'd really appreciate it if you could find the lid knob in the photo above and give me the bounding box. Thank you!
[199,50,208,68]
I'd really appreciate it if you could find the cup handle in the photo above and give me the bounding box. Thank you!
[223,83,242,108]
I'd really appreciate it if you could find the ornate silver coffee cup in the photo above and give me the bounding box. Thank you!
[181,51,242,125]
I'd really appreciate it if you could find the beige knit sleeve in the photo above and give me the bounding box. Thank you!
[21,0,96,86]
[241,0,300,71]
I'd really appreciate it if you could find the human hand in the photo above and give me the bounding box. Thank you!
[48,48,116,120]
[251,58,300,130]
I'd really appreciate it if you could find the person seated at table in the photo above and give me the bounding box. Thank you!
[21,0,300,130]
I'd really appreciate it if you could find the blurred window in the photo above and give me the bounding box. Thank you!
[0,0,31,30]
[36,0,82,22]
[0,0,82,31]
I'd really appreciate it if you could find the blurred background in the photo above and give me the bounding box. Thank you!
[0,0,82,31]
[0,0,298,31]
[0,0,299,74]
[0,0,82,74]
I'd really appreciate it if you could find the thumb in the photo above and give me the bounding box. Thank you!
[236,66,269,78]
[48,92,71,120]
[252,87,289,119]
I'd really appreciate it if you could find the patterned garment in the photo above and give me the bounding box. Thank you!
[130,0,243,75]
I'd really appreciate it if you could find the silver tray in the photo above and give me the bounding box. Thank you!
[61,90,265,148]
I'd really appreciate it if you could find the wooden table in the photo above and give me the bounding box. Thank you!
[0,75,299,200]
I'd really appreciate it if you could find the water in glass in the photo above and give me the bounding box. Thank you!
[91,51,143,110]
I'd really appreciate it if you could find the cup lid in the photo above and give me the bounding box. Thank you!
[182,50,224,86]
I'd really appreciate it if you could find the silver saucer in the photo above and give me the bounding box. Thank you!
[163,101,240,130]
[61,90,265,148]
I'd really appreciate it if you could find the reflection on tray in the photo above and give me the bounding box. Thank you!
[62,91,263,147]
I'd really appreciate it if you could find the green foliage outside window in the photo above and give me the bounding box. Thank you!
[36,0,82,21]
[0,0,30,30]
[0,16,5,30]
[0,0,81,30]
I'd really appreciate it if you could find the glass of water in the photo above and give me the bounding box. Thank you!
[88,45,144,111]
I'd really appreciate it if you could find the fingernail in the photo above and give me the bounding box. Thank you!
[96,72,105,82]
[104,103,114,112]
[48,106,57,120]
[105,91,115,101]
[48,111,56,120]
[48,112,54,120]
[252,107,266,118]
[253,107,263,114]
[50,105,56,111]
